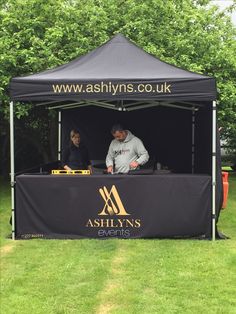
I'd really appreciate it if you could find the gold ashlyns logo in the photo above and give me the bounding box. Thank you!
[98,185,130,216]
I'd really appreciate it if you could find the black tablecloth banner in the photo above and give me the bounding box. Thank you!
[15,174,211,239]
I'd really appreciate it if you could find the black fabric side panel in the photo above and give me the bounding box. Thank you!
[194,105,212,174]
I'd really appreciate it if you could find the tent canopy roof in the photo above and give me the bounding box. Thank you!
[12,34,210,80]
[10,34,216,102]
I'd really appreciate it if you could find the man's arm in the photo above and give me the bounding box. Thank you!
[84,146,92,173]
[135,138,149,165]
[106,142,115,172]
[61,147,71,170]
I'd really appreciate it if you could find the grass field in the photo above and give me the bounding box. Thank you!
[1,174,236,314]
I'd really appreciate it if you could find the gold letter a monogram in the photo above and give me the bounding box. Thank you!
[98,185,129,216]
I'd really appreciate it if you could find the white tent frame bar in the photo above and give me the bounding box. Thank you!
[29,93,205,111]
[48,101,85,110]
[126,103,160,111]
[90,100,117,107]
[53,104,92,111]
[152,101,199,111]
[212,100,217,241]
[47,99,201,111]
[10,101,15,240]
[36,100,64,107]
[182,101,204,107]
[192,109,195,174]
[58,110,62,160]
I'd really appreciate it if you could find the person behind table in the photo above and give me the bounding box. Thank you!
[61,129,92,172]
[106,124,149,174]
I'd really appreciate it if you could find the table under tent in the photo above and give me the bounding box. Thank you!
[9,34,223,240]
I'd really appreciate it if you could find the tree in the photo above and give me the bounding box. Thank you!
[0,0,235,173]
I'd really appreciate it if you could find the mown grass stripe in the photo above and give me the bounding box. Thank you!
[95,240,127,314]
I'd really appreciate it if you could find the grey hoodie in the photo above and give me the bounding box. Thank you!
[106,131,149,173]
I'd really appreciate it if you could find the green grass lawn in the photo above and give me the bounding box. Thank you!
[1,175,236,314]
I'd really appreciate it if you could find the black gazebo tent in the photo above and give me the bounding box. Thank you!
[9,34,222,240]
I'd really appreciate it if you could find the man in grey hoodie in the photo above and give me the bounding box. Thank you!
[106,124,149,174]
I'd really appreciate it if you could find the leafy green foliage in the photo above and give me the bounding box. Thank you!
[0,0,236,169]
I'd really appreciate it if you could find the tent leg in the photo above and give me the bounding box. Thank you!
[58,110,61,160]
[191,108,195,174]
[212,100,217,241]
[10,101,15,240]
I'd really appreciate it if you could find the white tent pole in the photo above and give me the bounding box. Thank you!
[212,100,217,241]
[48,101,85,110]
[10,101,15,240]
[192,108,195,174]
[58,110,61,160]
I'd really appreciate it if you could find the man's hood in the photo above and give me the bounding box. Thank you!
[123,130,134,143]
